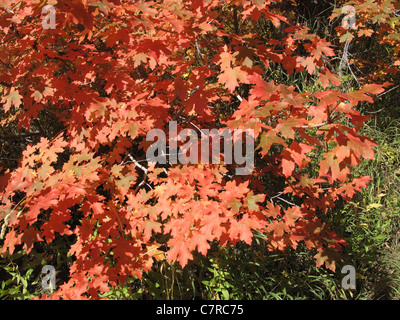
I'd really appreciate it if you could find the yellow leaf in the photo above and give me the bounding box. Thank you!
[145,243,165,261]
[366,203,383,210]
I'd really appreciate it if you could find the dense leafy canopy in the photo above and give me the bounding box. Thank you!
[0,0,398,299]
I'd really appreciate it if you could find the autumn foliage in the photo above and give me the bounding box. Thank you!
[0,0,397,299]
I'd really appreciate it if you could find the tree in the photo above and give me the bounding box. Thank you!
[0,0,393,299]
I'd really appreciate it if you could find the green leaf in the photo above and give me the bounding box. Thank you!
[246,191,264,211]
[21,277,27,288]
[339,32,354,43]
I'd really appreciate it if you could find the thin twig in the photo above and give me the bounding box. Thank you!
[208,2,228,24]
[128,154,148,173]
[270,191,285,199]
[299,122,328,129]
[195,38,206,64]
[338,39,360,86]
[377,85,399,98]
[275,196,297,207]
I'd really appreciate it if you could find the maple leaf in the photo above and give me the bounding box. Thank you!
[218,66,248,92]
[167,240,193,267]
[359,83,386,95]
[264,9,288,27]
[265,201,281,218]
[31,90,43,103]
[276,118,305,139]
[339,32,354,43]
[319,70,341,89]
[257,131,285,157]
[358,29,374,37]
[145,243,165,262]
[266,220,291,238]
[283,207,302,227]
[245,191,265,211]
[233,47,256,68]
[336,132,377,160]
[1,229,22,255]
[312,37,335,59]
[2,88,22,112]
[91,202,104,216]
[133,53,149,68]
[142,220,162,242]
[41,211,73,243]
[300,56,316,74]
[319,151,349,182]
[218,45,233,70]
[281,54,297,75]
[314,246,342,272]
[281,153,296,177]
[228,214,264,245]
[247,73,277,99]
[88,1,112,14]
